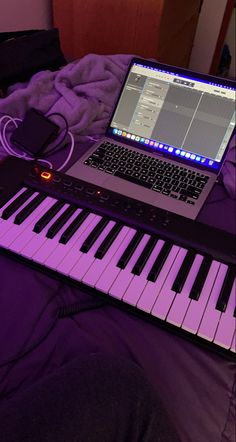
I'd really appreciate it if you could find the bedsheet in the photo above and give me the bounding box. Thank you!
[0,55,236,442]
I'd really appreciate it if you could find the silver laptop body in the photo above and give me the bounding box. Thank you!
[67,58,236,220]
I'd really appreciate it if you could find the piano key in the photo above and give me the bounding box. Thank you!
[230,332,236,353]
[1,187,34,220]
[45,211,96,269]
[21,202,68,259]
[69,220,115,280]
[215,266,236,312]
[0,187,27,219]
[171,249,196,293]
[182,260,221,334]
[82,226,131,287]
[8,197,55,254]
[151,247,188,320]
[109,233,151,300]
[95,228,136,293]
[137,245,180,313]
[197,263,229,342]
[46,205,77,239]
[214,279,236,349]
[32,207,81,264]
[80,217,110,253]
[59,209,89,244]
[0,191,40,242]
[123,239,165,306]
[0,195,52,249]
[57,215,102,275]
[166,254,204,327]
[147,241,173,282]
[14,193,46,225]
[33,200,65,233]
[117,231,144,269]
[189,255,212,300]
[132,236,158,276]
[94,222,123,259]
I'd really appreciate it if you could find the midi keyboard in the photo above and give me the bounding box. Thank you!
[0,157,235,360]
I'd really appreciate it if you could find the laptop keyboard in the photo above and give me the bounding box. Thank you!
[84,141,209,205]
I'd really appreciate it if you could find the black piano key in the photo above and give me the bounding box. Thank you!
[80,218,109,253]
[132,236,158,276]
[33,200,65,233]
[117,231,144,269]
[14,193,46,225]
[189,256,212,300]
[147,241,172,282]
[215,266,236,312]
[94,223,123,259]
[59,209,89,244]
[46,205,77,239]
[1,188,34,220]
[171,249,196,293]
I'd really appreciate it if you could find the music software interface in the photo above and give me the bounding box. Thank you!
[110,63,235,170]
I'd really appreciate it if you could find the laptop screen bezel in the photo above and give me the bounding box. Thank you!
[106,57,236,174]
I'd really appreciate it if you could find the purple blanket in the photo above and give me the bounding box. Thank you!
[0,54,133,142]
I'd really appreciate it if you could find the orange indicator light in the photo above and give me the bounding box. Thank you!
[41,171,52,180]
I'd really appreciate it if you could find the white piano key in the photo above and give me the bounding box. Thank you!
[45,211,96,270]
[230,332,236,353]
[32,206,81,264]
[9,197,55,254]
[109,233,150,300]
[82,226,131,287]
[95,228,136,293]
[151,247,188,320]
[21,201,67,259]
[137,245,180,313]
[122,239,165,306]
[69,220,115,280]
[57,215,102,275]
[0,194,52,249]
[197,263,229,342]
[181,260,221,334]
[167,254,204,327]
[214,279,236,349]
[0,191,39,241]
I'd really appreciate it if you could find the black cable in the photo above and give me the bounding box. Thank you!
[58,300,109,318]
[0,297,109,369]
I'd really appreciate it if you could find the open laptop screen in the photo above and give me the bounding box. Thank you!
[108,59,236,172]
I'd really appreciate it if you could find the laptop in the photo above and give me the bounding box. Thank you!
[67,57,236,220]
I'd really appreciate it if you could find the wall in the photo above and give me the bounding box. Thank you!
[189,0,228,73]
[0,0,52,31]
[225,7,235,78]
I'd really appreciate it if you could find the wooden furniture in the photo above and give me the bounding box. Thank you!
[53,0,202,67]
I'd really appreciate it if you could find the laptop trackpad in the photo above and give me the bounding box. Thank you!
[102,176,158,205]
